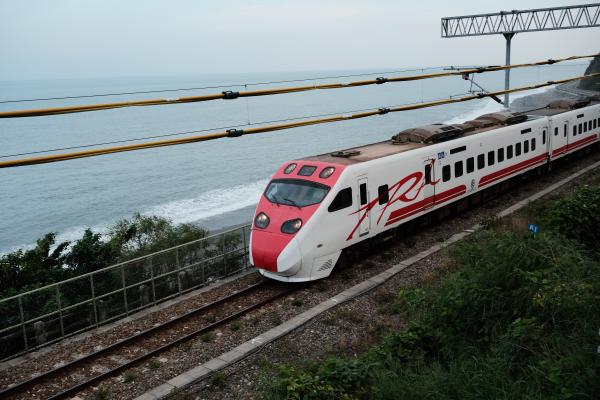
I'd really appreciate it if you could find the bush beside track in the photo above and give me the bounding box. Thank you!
[262,185,600,400]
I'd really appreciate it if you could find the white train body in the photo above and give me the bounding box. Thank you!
[250,99,600,282]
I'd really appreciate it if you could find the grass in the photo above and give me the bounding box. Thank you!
[94,385,109,400]
[262,184,600,400]
[200,332,215,343]
[230,321,241,331]
[122,370,136,383]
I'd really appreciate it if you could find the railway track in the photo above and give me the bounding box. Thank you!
[0,280,299,400]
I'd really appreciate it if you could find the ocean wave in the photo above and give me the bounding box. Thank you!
[444,87,551,124]
[142,179,269,224]
[1,180,269,255]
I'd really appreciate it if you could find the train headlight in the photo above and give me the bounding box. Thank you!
[283,163,297,174]
[254,212,270,229]
[319,166,335,179]
[281,218,302,234]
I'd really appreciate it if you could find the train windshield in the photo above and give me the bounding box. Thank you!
[264,179,330,207]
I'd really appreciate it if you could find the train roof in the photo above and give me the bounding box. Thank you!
[302,96,600,165]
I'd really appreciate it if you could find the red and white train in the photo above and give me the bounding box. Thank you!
[249,97,600,282]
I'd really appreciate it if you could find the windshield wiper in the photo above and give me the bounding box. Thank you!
[283,197,302,209]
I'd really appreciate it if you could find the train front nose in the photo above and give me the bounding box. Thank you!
[250,229,302,275]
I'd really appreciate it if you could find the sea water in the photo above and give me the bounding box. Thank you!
[0,63,586,253]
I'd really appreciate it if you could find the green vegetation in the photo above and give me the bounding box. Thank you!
[0,213,208,299]
[263,185,600,399]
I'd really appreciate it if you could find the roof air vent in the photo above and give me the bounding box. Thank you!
[547,98,591,110]
[392,124,464,144]
[475,111,527,125]
[331,150,361,158]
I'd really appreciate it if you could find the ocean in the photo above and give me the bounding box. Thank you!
[0,63,587,253]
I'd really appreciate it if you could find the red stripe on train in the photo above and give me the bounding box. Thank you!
[552,134,598,157]
[479,153,548,187]
[384,185,466,226]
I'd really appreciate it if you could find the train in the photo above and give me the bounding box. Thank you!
[249,96,600,282]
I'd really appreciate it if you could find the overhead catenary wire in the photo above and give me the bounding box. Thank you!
[0,66,447,104]
[0,95,462,159]
[1,71,598,169]
[0,53,597,119]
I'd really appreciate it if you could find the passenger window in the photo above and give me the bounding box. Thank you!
[466,157,474,173]
[442,165,451,182]
[542,130,546,144]
[359,183,367,206]
[328,188,352,212]
[477,154,485,169]
[524,140,529,153]
[424,164,432,184]
[454,161,463,178]
[564,124,567,137]
[507,145,513,159]
[573,126,577,136]
[584,122,588,132]
[594,119,598,129]
[516,142,522,156]
[579,123,582,134]
[531,138,536,151]
[487,151,495,166]
[554,127,558,136]
[497,148,504,162]
[378,185,389,205]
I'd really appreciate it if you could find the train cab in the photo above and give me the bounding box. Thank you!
[249,160,345,281]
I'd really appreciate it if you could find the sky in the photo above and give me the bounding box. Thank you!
[0,0,598,80]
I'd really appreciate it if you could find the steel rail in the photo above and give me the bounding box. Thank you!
[0,53,597,119]
[1,71,599,170]
[0,280,287,399]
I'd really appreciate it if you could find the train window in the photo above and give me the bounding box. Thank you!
[442,165,451,182]
[466,157,474,173]
[507,145,513,159]
[564,124,567,137]
[531,138,536,151]
[359,183,368,206]
[477,154,485,169]
[487,151,495,166]
[378,185,389,205]
[328,188,352,212]
[521,128,532,134]
[585,122,588,132]
[424,164,432,184]
[516,142,522,156]
[554,127,558,136]
[594,119,597,129]
[450,146,466,154]
[524,140,529,153]
[454,161,463,178]
[298,165,317,176]
[578,123,582,134]
[573,125,577,136]
[542,130,546,144]
[497,148,504,162]
[266,179,330,208]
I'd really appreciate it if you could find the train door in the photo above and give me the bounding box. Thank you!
[541,125,548,154]
[422,157,436,209]
[357,177,370,237]
[552,119,569,158]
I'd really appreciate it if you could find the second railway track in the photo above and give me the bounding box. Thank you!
[0,280,299,400]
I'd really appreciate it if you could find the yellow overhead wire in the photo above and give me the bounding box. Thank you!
[1,72,598,169]
[0,53,597,119]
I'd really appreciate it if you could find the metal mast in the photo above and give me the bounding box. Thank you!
[441,3,600,107]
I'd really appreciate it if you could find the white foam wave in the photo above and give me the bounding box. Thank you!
[444,87,551,125]
[1,180,269,255]
[142,179,269,224]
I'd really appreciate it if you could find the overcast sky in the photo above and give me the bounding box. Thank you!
[1,0,598,80]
